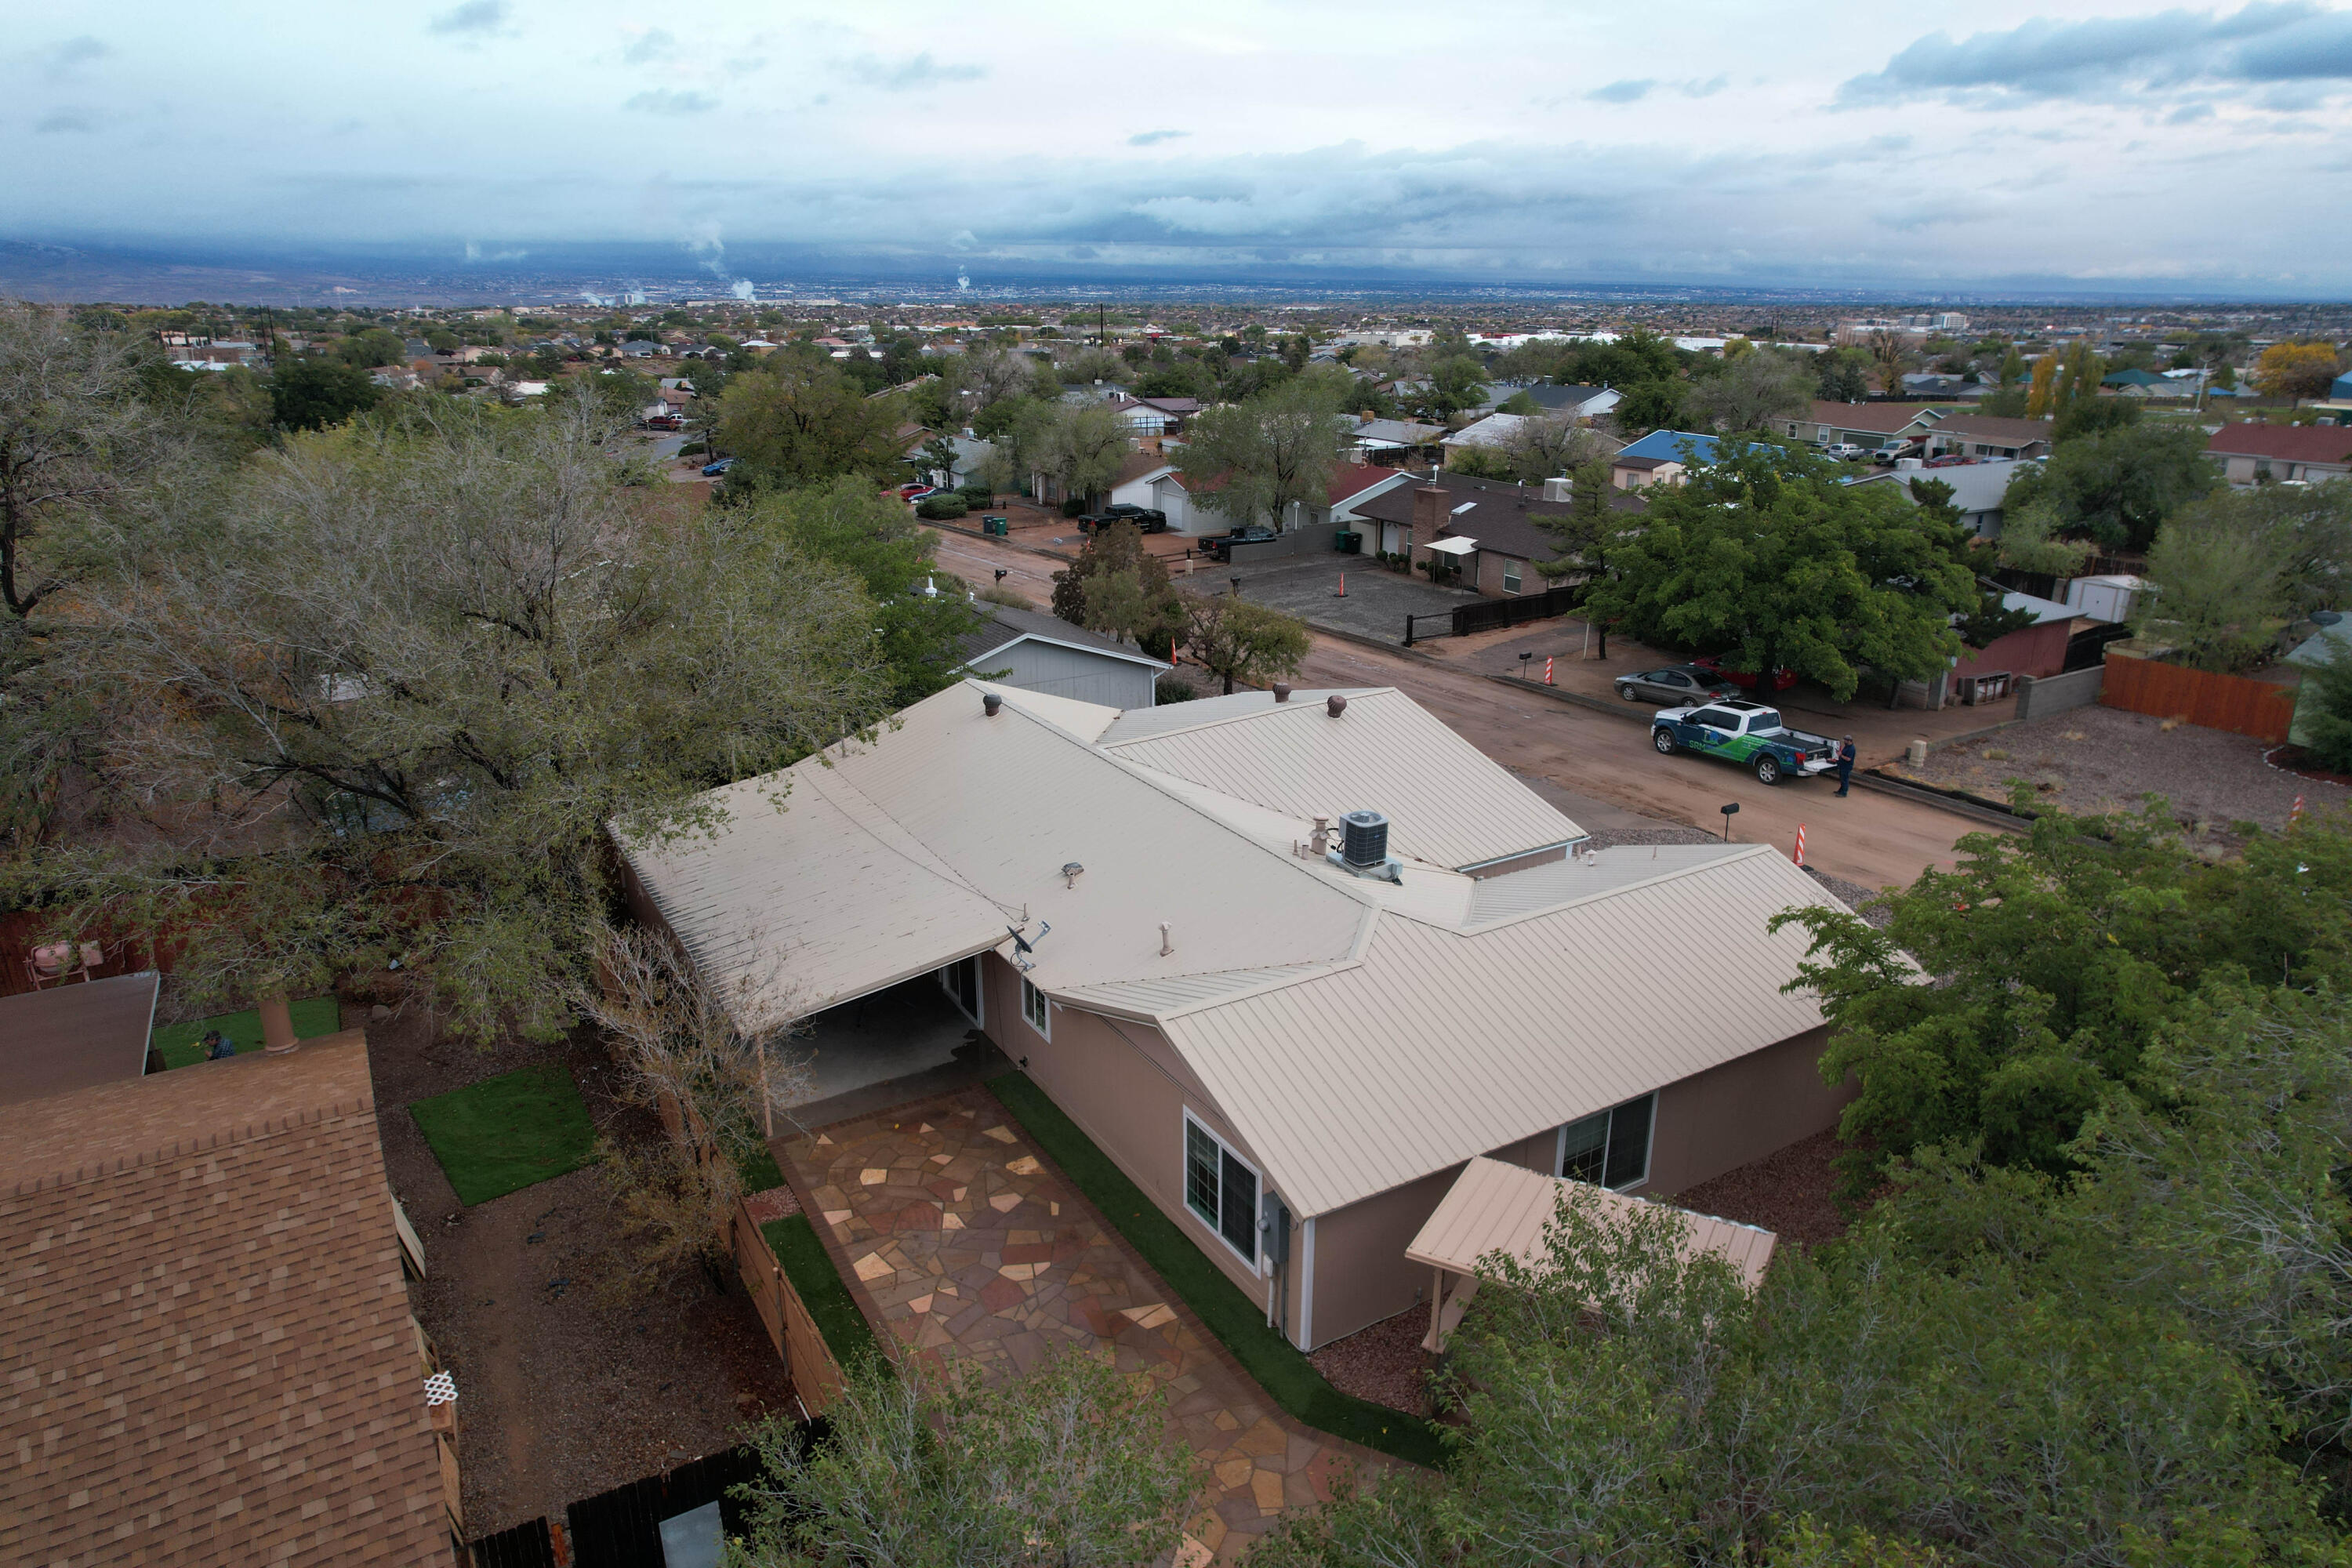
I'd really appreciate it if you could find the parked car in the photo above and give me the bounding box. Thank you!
[1209,526,1278,561]
[1096,503,1171,533]
[1822,442,1865,461]
[1650,700,1837,786]
[1615,666,1743,706]
[1690,652,1798,694]
[902,485,940,503]
[641,413,682,430]
[1924,453,1968,468]
[1869,441,1918,464]
[700,457,736,477]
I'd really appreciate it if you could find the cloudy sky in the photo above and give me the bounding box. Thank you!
[7,0,2350,293]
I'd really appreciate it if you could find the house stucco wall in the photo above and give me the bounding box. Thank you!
[1299,1029,1845,1349]
[1647,1025,1847,1196]
[985,955,1303,1334]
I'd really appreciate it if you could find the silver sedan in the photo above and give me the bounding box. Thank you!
[1614,665,1742,706]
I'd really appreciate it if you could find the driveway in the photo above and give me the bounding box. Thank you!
[1220,556,1476,644]
[776,1087,1386,1561]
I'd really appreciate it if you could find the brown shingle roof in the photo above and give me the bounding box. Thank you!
[2207,423,2352,463]
[0,1035,457,1567]
[1804,399,1929,436]
[1930,412,2055,447]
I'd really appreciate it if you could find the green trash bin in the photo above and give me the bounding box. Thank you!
[982,515,1009,536]
[1334,529,1362,554]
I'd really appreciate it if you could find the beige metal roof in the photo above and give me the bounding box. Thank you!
[1466,842,1751,924]
[1098,688,1583,870]
[1093,688,1384,745]
[1161,845,1839,1216]
[617,682,1369,1025]
[1406,1156,1777,1290]
[618,680,1843,1222]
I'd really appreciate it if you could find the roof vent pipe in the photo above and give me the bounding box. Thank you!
[1339,810,1389,869]
[1272,683,1291,702]
[982,692,1002,717]
[1326,694,1347,719]
[1159,921,1174,956]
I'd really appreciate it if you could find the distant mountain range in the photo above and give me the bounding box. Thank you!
[0,235,2336,310]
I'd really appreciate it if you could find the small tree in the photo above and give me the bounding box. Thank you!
[1866,329,1911,396]
[1174,375,1348,532]
[1991,497,2092,578]
[2252,341,2343,401]
[1693,350,1816,434]
[1040,401,1131,507]
[734,1352,1200,1568]
[1182,591,1311,695]
[2137,508,2289,672]
[1498,416,1608,485]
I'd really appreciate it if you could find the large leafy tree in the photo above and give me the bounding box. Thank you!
[1038,401,1131,506]
[1182,590,1311,694]
[13,392,892,1038]
[713,347,909,490]
[1691,349,1816,434]
[268,354,383,432]
[2253,340,2344,401]
[1050,521,1185,658]
[746,477,985,704]
[2001,421,2220,550]
[1771,807,2352,1194]
[1174,374,1348,531]
[1585,441,1977,700]
[734,1355,1198,1568]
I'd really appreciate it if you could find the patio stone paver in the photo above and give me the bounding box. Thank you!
[777,1085,1392,1559]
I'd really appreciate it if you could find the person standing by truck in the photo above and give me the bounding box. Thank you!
[1834,735,1857,797]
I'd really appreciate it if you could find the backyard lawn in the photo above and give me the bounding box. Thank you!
[409,1062,600,1206]
[151,995,343,1068]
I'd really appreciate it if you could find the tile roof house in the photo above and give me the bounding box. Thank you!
[2207,423,2352,486]
[615,681,1852,1349]
[954,605,1171,709]
[1779,400,1940,450]
[1923,413,2053,462]
[0,1033,461,1566]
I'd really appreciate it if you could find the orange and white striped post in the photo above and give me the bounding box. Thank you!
[2291,795,2307,827]
[1543,656,1555,685]
[1793,824,1806,867]
[1336,573,1346,597]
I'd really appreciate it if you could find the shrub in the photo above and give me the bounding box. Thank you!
[1155,673,1198,703]
[957,483,993,507]
[914,494,969,521]
[978,585,1032,610]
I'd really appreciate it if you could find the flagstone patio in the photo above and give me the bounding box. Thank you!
[775,1084,1390,1561]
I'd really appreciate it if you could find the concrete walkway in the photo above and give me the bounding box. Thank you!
[776,1087,1391,1561]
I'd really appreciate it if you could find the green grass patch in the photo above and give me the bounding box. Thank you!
[762,1214,886,1374]
[985,1072,1449,1468]
[408,1063,599,1207]
[737,1141,787,1195]
[151,995,343,1069]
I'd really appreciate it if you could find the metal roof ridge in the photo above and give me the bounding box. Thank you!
[1157,956,1367,1020]
[1449,842,1806,935]
[1096,686,1396,746]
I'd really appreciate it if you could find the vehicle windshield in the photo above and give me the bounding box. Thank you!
[1749,710,1781,731]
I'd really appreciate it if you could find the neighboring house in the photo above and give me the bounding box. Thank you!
[1105,397,1177,439]
[1479,382,1621,420]
[1852,459,2024,538]
[953,605,1170,709]
[2207,424,2352,486]
[907,433,996,488]
[1778,400,1939,451]
[1922,413,2053,463]
[1610,430,1722,489]
[0,971,159,1105]
[1348,416,1446,466]
[0,1025,461,1565]
[1330,470,1644,597]
[2101,368,2170,396]
[1900,373,1980,399]
[615,681,1852,1351]
[1951,589,2077,694]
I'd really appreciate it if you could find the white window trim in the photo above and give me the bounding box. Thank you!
[1501,559,1522,594]
[1182,1110,1265,1272]
[1021,976,1051,1041]
[939,956,984,1028]
[1554,1091,1657,1192]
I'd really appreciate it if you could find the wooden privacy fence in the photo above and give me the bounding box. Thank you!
[2100,652,2298,743]
[733,1200,847,1417]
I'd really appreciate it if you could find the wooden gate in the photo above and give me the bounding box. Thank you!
[2101,652,2298,742]
[733,1201,848,1417]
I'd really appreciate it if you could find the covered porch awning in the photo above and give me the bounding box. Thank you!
[1403,1156,1777,1352]
[1425,535,1480,557]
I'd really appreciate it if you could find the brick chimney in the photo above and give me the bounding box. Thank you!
[1410,481,1447,569]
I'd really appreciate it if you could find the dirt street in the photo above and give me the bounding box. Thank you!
[924,528,1981,891]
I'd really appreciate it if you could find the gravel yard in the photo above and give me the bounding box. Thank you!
[368,1004,790,1537]
[1900,704,2343,835]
